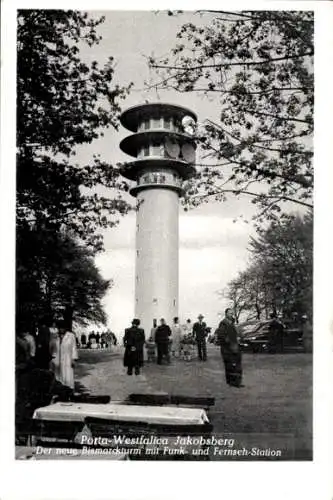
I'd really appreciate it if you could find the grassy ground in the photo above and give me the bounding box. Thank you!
[75,344,312,460]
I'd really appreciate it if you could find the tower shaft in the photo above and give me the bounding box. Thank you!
[119,102,197,336]
[135,188,179,335]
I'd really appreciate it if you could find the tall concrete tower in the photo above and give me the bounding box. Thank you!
[120,103,197,335]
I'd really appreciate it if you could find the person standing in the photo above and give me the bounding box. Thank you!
[80,333,87,347]
[145,336,156,362]
[49,321,59,362]
[22,330,36,364]
[171,317,183,358]
[150,319,158,342]
[145,319,158,362]
[268,312,284,353]
[301,315,312,353]
[216,308,243,387]
[16,328,30,373]
[182,318,193,337]
[35,318,52,369]
[123,319,145,375]
[49,320,78,392]
[155,318,172,365]
[193,314,208,361]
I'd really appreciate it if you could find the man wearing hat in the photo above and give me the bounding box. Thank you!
[192,314,208,361]
[154,318,172,365]
[123,319,145,375]
[215,308,243,387]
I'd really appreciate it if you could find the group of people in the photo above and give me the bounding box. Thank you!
[146,317,200,364]
[79,331,117,350]
[15,319,80,443]
[16,319,78,393]
[123,311,243,388]
[123,314,212,375]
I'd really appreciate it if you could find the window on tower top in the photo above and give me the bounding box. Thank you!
[152,117,161,129]
[143,119,150,130]
[151,144,160,156]
[173,119,181,133]
[143,145,150,156]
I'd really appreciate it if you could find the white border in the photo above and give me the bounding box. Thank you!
[1,1,332,499]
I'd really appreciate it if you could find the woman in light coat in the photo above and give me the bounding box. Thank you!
[171,317,183,358]
[50,321,78,390]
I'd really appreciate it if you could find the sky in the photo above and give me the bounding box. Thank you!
[71,10,263,335]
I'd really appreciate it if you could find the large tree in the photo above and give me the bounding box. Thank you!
[249,211,313,318]
[16,10,132,328]
[17,10,133,249]
[148,10,313,222]
[16,229,110,330]
[223,212,313,321]
[222,265,269,322]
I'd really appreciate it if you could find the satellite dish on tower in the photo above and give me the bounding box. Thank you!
[165,138,180,159]
[181,115,196,136]
[181,143,195,164]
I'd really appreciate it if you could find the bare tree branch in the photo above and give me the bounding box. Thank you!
[191,188,313,208]
[150,52,313,72]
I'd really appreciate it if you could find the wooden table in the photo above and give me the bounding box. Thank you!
[33,402,209,425]
[32,402,210,460]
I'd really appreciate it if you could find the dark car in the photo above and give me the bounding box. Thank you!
[239,320,303,353]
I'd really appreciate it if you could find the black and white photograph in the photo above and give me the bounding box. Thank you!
[13,7,314,461]
[2,1,333,498]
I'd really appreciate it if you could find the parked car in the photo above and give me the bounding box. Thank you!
[237,321,264,341]
[239,320,303,353]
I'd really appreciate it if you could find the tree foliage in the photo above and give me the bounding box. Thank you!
[16,10,132,329]
[16,229,110,330]
[222,265,267,322]
[223,212,313,321]
[148,10,314,221]
[17,10,133,250]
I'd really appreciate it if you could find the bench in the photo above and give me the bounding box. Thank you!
[24,418,85,447]
[128,393,215,411]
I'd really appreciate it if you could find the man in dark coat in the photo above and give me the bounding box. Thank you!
[216,308,243,387]
[123,319,145,375]
[192,314,208,361]
[268,312,284,353]
[154,318,172,365]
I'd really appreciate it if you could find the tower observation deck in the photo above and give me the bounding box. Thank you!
[120,103,197,335]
